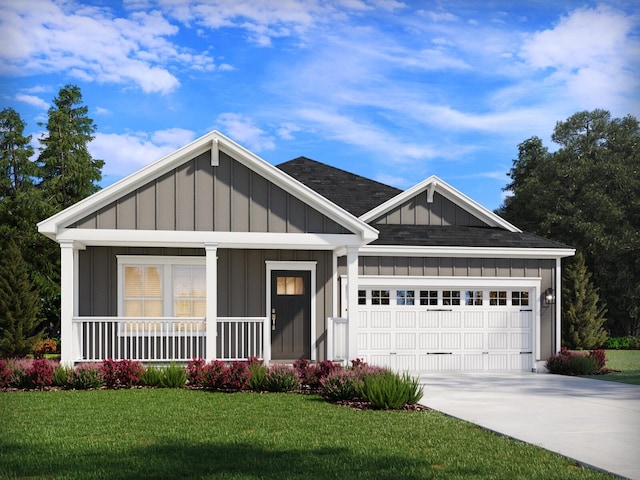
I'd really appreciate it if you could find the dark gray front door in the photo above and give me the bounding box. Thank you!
[270,270,311,360]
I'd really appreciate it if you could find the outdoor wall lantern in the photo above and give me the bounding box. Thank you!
[544,288,556,306]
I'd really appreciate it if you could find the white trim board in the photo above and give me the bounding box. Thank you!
[266,261,317,361]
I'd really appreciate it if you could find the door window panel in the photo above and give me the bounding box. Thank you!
[276,276,304,295]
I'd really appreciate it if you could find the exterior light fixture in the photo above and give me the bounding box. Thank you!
[544,288,556,306]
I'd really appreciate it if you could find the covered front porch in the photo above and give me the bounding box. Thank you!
[57,233,364,366]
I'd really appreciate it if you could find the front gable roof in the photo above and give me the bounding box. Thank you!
[38,131,378,243]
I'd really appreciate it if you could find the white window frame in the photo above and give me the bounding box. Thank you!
[117,256,205,317]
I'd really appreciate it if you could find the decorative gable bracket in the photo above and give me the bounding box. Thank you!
[211,138,219,166]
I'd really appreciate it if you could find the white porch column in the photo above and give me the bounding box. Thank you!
[555,257,562,353]
[346,246,359,361]
[205,243,218,362]
[59,240,77,367]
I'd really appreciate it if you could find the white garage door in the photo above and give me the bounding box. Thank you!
[355,286,534,373]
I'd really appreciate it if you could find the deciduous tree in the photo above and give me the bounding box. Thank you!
[498,110,640,336]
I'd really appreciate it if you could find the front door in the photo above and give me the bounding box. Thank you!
[270,270,311,360]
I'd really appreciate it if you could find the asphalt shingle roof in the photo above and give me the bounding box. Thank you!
[372,225,571,249]
[277,156,572,251]
[277,156,402,217]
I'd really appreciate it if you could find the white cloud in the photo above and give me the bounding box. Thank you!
[0,0,218,94]
[276,122,302,140]
[95,107,111,116]
[214,113,275,151]
[519,5,640,112]
[89,128,196,178]
[15,93,49,110]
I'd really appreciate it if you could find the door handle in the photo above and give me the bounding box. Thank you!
[271,308,276,331]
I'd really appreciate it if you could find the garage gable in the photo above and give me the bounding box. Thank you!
[361,176,520,232]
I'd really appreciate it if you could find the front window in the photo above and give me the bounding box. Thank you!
[123,266,163,317]
[120,257,206,317]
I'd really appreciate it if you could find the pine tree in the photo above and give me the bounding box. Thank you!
[38,84,104,210]
[562,252,608,349]
[0,107,36,199]
[0,238,43,358]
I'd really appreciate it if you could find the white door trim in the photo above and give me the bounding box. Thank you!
[266,261,317,361]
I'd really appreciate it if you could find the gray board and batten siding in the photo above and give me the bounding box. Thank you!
[371,190,490,227]
[71,150,351,235]
[78,247,335,361]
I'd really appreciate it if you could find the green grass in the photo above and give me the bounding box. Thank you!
[584,350,640,385]
[0,390,614,479]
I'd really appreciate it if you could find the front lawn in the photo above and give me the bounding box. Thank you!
[0,389,614,479]
[584,350,640,385]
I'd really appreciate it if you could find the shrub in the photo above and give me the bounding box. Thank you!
[264,364,300,392]
[187,358,206,387]
[589,349,607,371]
[7,358,30,388]
[0,359,13,388]
[53,365,73,387]
[101,359,143,388]
[201,360,227,390]
[321,369,363,401]
[33,339,58,359]
[604,336,640,350]
[248,361,267,391]
[71,363,104,390]
[358,370,424,410]
[140,365,164,387]
[160,363,187,388]
[546,348,600,375]
[25,359,55,389]
[225,361,250,391]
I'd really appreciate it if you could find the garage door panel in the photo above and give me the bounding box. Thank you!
[463,354,484,371]
[441,312,462,328]
[511,332,531,349]
[488,354,508,370]
[358,311,368,328]
[371,311,391,328]
[512,353,532,370]
[396,355,416,372]
[419,311,439,328]
[370,354,393,369]
[464,312,483,328]
[419,333,439,349]
[488,312,509,328]
[396,311,416,328]
[511,311,532,328]
[441,332,462,349]
[396,333,416,350]
[370,333,391,350]
[464,332,483,349]
[488,332,508,350]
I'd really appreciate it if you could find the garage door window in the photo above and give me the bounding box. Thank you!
[372,290,390,305]
[443,290,461,306]
[489,291,507,306]
[396,290,415,305]
[512,291,530,306]
[420,290,438,306]
[465,290,483,306]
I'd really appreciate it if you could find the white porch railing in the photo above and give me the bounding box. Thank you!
[327,316,348,362]
[70,317,269,363]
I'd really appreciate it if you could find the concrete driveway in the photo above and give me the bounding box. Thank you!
[418,373,640,480]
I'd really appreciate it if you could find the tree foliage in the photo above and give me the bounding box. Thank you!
[498,109,640,336]
[38,84,104,210]
[0,238,43,357]
[0,85,103,340]
[562,253,607,349]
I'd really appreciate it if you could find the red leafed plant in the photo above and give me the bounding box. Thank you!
[100,359,143,388]
[186,358,207,387]
[0,359,13,388]
[33,339,58,359]
[26,359,55,389]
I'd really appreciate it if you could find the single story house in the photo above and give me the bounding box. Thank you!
[38,131,574,372]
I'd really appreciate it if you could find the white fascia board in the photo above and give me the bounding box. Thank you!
[55,228,364,250]
[359,175,522,233]
[345,275,542,289]
[360,245,576,259]
[213,131,378,242]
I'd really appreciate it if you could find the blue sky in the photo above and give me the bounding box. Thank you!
[1,0,638,211]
